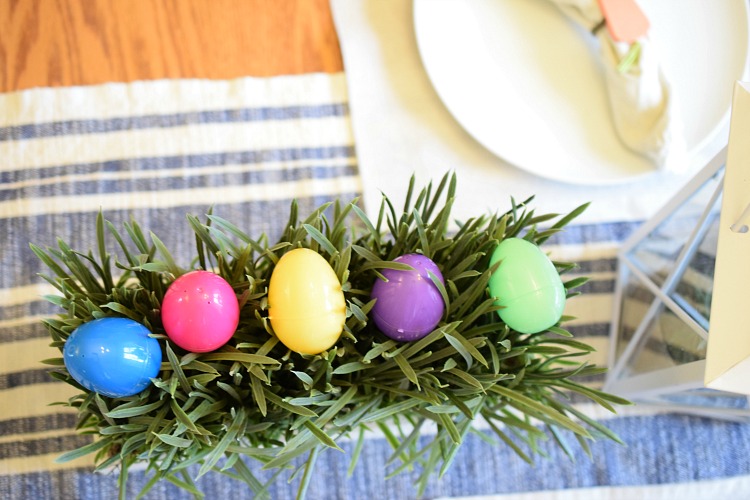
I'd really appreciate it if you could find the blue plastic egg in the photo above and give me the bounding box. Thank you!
[63,317,162,398]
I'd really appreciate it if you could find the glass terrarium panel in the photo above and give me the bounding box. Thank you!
[614,269,656,364]
[620,301,708,379]
[669,196,722,331]
[657,388,750,411]
[626,168,724,288]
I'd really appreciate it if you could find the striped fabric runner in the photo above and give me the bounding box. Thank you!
[0,73,361,494]
[3,73,750,499]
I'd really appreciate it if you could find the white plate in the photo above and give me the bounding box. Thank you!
[414,0,750,185]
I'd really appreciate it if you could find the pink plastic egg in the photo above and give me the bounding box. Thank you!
[161,270,240,352]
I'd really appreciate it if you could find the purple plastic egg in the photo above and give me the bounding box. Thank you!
[370,253,445,341]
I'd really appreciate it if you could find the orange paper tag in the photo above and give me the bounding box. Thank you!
[597,0,650,43]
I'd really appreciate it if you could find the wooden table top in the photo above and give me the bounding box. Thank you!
[0,0,343,93]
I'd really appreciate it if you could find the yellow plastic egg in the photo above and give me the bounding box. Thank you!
[267,248,347,355]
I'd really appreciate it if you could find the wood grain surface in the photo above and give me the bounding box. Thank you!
[0,0,343,93]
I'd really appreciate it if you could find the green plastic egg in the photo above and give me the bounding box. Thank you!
[488,238,566,334]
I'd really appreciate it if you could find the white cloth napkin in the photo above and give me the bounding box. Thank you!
[549,0,686,172]
[329,0,721,228]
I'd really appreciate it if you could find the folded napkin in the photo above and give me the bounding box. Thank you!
[549,0,687,172]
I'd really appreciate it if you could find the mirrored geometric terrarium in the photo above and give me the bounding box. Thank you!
[604,145,750,421]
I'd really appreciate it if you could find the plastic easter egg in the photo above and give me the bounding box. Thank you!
[268,248,346,355]
[488,238,566,334]
[370,253,445,341]
[63,317,162,398]
[161,270,240,353]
